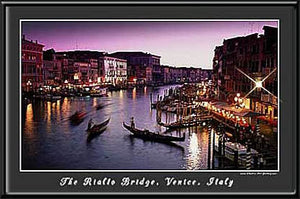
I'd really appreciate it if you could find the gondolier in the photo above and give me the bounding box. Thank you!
[131,117,135,128]
[88,118,94,130]
[123,121,185,143]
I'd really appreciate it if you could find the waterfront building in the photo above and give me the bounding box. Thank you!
[152,64,164,85]
[55,50,105,84]
[145,67,153,84]
[43,60,62,86]
[109,51,161,85]
[72,62,89,83]
[201,69,213,81]
[52,53,77,84]
[21,35,44,91]
[86,58,99,83]
[62,58,76,83]
[212,26,278,119]
[57,50,105,61]
[43,49,62,86]
[166,66,210,84]
[162,66,171,84]
[169,67,183,83]
[98,56,127,85]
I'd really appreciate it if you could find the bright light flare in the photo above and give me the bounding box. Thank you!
[255,81,263,88]
[235,67,277,99]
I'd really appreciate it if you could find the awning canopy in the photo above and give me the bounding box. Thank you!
[210,101,263,117]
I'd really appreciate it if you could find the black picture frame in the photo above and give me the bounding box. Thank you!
[0,0,299,198]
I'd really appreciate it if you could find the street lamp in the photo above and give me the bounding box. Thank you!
[26,80,32,86]
[74,73,79,80]
[26,80,32,92]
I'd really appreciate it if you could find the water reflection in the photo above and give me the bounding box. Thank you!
[132,87,136,100]
[56,100,61,122]
[187,133,201,170]
[24,104,34,138]
[46,101,51,132]
[119,89,124,99]
[92,97,97,107]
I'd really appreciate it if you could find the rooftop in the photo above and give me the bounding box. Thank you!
[109,51,161,58]
[22,35,44,47]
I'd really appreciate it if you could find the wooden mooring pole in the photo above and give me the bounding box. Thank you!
[212,128,215,169]
[207,122,212,169]
[246,141,252,170]
[234,143,239,169]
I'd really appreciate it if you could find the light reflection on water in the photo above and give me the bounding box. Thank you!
[24,104,34,138]
[22,85,215,170]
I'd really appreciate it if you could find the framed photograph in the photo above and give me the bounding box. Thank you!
[1,0,299,197]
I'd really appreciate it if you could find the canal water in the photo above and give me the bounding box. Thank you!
[22,85,213,170]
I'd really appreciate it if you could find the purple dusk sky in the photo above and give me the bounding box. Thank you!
[22,21,278,69]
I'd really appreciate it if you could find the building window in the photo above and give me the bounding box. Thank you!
[239,48,243,54]
[22,64,26,73]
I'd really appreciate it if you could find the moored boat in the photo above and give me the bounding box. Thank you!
[90,87,108,97]
[45,93,62,101]
[158,121,197,129]
[223,142,258,167]
[33,94,45,99]
[159,115,213,129]
[123,122,185,142]
[151,101,157,109]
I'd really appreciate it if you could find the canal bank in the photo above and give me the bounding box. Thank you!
[151,84,278,170]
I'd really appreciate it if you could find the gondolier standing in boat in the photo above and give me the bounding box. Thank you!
[131,117,135,129]
[88,118,94,130]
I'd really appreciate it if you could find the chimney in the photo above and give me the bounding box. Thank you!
[36,40,38,44]
[22,34,25,40]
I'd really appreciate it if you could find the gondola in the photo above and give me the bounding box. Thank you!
[87,126,108,142]
[158,115,213,129]
[86,118,110,142]
[123,122,185,142]
[69,111,87,125]
[45,93,62,101]
[158,121,197,129]
[158,121,182,129]
[87,118,110,133]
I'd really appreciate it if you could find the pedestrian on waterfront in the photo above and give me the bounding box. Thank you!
[88,118,94,130]
[131,117,135,129]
